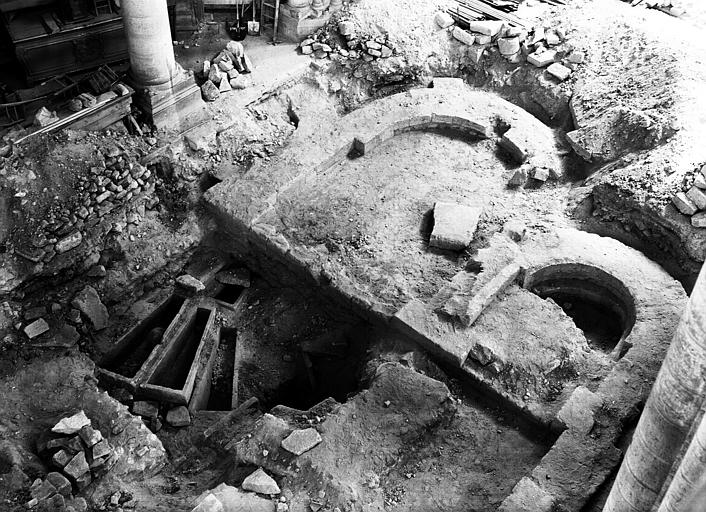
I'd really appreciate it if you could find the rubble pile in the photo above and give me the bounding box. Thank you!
[439,13,583,82]
[620,0,685,17]
[298,18,396,62]
[131,401,192,432]
[13,144,156,266]
[671,164,706,228]
[29,411,117,511]
[199,41,253,102]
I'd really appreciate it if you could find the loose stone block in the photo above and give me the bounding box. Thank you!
[24,318,49,339]
[547,62,572,81]
[78,425,102,447]
[281,428,322,455]
[242,467,280,495]
[63,452,89,481]
[55,231,83,253]
[46,472,72,497]
[91,439,112,460]
[452,26,475,46]
[201,81,220,102]
[507,167,528,187]
[71,286,109,331]
[434,11,454,29]
[31,478,57,501]
[498,37,521,56]
[176,274,206,293]
[166,406,191,427]
[527,50,557,67]
[467,20,504,36]
[132,401,159,420]
[52,411,91,435]
[692,212,706,228]
[672,192,698,215]
[686,186,706,209]
[694,173,706,189]
[429,202,483,251]
[532,167,550,182]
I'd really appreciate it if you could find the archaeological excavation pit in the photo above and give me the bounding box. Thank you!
[4,2,706,511]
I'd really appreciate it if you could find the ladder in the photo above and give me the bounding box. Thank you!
[259,0,281,43]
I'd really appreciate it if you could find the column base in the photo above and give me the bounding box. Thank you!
[128,67,207,133]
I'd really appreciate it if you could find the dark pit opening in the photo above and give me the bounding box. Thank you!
[206,327,237,411]
[525,264,636,354]
[103,295,185,377]
[263,329,369,411]
[214,283,243,304]
[149,307,211,389]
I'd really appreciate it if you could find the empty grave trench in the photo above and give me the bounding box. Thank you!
[101,294,185,378]
[524,264,636,355]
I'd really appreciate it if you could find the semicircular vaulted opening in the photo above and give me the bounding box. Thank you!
[524,263,637,355]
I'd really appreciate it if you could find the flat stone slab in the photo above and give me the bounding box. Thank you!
[71,286,109,331]
[281,428,322,456]
[429,202,483,251]
[52,411,91,435]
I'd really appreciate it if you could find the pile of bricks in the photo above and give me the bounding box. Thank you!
[199,41,252,102]
[299,19,395,62]
[30,411,117,510]
[671,164,706,228]
[15,145,156,265]
[437,11,583,82]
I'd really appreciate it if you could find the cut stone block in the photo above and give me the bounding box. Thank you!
[51,449,72,468]
[429,202,483,251]
[686,186,706,210]
[63,452,89,481]
[46,472,72,497]
[694,173,706,189]
[452,26,475,46]
[201,81,220,102]
[24,318,49,339]
[547,62,572,81]
[281,428,322,456]
[30,478,57,500]
[52,411,90,435]
[467,20,504,36]
[672,192,698,215]
[692,212,706,228]
[435,11,455,29]
[532,167,550,182]
[242,467,280,495]
[78,425,102,447]
[556,386,603,434]
[527,50,557,67]
[475,34,492,45]
[55,231,83,254]
[91,439,111,460]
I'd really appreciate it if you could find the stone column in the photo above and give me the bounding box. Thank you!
[657,407,706,512]
[121,0,177,87]
[603,266,706,512]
